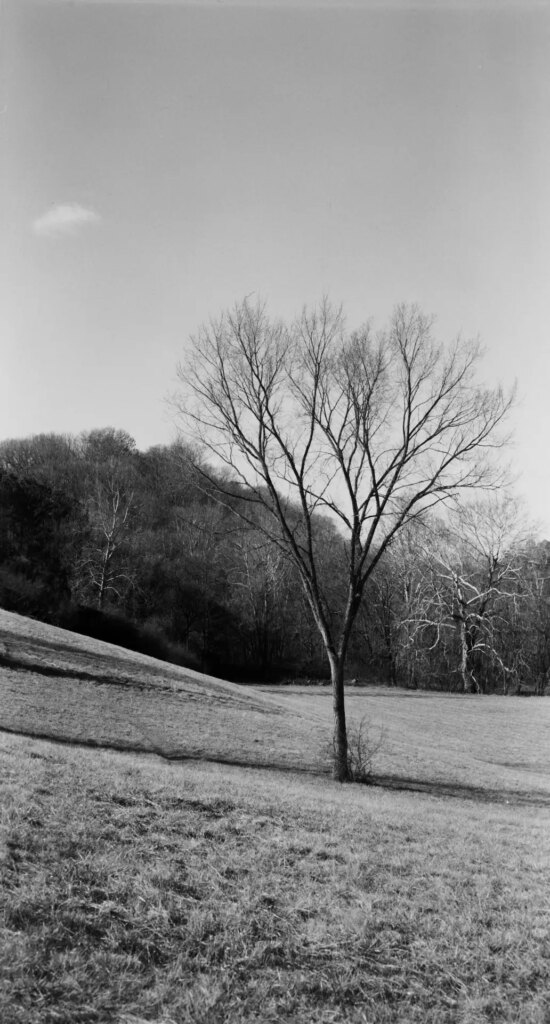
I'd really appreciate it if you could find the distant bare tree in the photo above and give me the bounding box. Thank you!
[445,497,529,693]
[175,298,513,780]
[82,473,136,610]
[400,498,530,693]
[77,430,139,610]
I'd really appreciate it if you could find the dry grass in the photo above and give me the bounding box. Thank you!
[1,732,549,1024]
[0,610,326,770]
[1,609,550,1021]
[2,609,550,805]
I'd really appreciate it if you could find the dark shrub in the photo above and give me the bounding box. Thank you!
[0,566,48,617]
[58,604,202,671]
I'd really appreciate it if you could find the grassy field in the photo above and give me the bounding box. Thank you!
[1,609,550,1022]
[257,685,550,803]
[2,734,549,1024]
[2,609,550,802]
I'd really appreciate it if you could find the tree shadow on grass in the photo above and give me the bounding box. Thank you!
[2,723,550,809]
[369,772,550,807]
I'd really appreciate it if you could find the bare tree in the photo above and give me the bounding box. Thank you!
[82,472,136,610]
[401,499,528,693]
[174,298,513,780]
[76,431,139,610]
[446,497,529,693]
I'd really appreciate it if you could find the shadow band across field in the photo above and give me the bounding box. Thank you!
[368,772,550,807]
[2,722,549,809]
[0,651,173,691]
[0,723,326,776]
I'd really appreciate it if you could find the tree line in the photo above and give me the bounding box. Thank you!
[1,425,547,696]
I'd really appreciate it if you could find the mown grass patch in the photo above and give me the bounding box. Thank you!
[1,733,549,1023]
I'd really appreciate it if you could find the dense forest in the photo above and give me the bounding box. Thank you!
[1,427,549,694]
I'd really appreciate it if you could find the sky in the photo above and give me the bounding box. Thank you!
[1,0,550,531]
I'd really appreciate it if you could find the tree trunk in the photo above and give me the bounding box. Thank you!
[96,540,113,610]
[329,652,351,782]
[457,617,479,693]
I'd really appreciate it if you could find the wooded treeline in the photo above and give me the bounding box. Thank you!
[1,427,548,692]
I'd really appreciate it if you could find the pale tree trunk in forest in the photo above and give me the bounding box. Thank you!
[96,537,115,610]
[456,613,479,693]
[454,576,480,693]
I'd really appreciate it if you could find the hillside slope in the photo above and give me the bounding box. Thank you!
[0,610,328,771]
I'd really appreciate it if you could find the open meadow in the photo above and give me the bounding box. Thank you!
[1,609,550,1022]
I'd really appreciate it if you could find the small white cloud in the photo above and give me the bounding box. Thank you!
[32,203,101,238]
